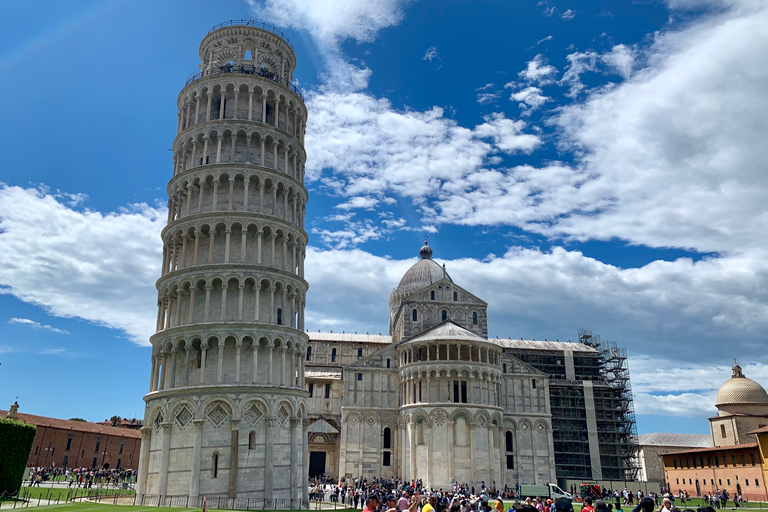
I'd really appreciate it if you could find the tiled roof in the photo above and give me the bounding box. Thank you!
[748,426,768,435]
[404,321,488,344]
[636,432,712,448]
[664,442,757,455]
[491,338,599,353]
[305,367,343,380]
[307,332,392,344]
[1,411,142,438]
[305,330,599,353]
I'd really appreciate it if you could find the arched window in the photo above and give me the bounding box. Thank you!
[212,452,219,478]
[503,363,507,373]
[473,312,478,325]
[383,427,392,449]
[412,309,418,321]
[442,310,447,321]
[386,358,391,368]
[357,348,363,359]
[430,290,435,300]
[306,346,311,361]
[244,50,252,60]
[453,291,458,301]
[331,348,337,362]
[249,431,256,450]
[506,431,513,452]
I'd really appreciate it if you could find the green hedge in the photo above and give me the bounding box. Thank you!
[0,417,37,494]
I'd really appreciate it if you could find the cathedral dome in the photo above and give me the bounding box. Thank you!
[394,242,452,295]
[716,363,768,408]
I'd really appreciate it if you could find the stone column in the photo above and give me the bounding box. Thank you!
[447,420,455,482]
[240,231,248,263]
[157,422,172,496]
[274,100,279,127]
[235,341,242,383]
[137,427,152,496]
[409,421,416,480]
[202,137,210,167]
[266,341,274,384]
[206,91,213,122]
[189,419,204,499]
[253,284,261,321]
[184,345,191,386]
[252,339,259,384]
[220,283,228,321]
[264,419,274,500]
[238,284,244,320]
[216,135,223,163]
[269,285,276,323]
[469,421,477,486]
[488,424,495,485]
[217,339,225,383]
[233,90,239,120]
[261,96,267,123]
[228,419,239,498]
[200,342,208,385]
[188,288,196,324]
[260,139,266,167]
[290,418,300,503]
[219,90,226,120]
[243,179,250,211]
[204,285,212,322]
[248,91,254,121]
[280,345,287,386]
[224,229,231,263]
[230,136,236,163]
[169,348,178,389]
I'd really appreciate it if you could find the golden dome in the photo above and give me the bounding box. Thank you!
[715,363,768,407]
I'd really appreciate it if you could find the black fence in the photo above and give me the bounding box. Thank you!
[185,65,304,100]
[137,494,310,510]
[206,20,294,49]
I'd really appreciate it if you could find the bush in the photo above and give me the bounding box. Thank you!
[0,418,37,494]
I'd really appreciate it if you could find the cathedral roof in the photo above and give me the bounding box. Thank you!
[394,242,452,295]
[716,363,768,407]
[404,321,488,345]
[635,432,712,448]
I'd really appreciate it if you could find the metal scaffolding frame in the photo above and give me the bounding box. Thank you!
[504,329,640,482]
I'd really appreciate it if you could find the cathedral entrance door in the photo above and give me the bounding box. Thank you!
[309,451,326,477]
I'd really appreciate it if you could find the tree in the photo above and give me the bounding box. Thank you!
[110,415,122,427]
[68,418,86,422]
[0,418,37,494]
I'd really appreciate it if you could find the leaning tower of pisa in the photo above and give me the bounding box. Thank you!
[137,20,309,507]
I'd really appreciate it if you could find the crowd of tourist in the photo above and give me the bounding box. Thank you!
[24,465,136,489]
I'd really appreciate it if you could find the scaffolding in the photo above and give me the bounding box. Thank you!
[504,329,640,482]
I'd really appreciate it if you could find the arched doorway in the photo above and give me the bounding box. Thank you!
[695,479,701,497]
[736,483,742,496]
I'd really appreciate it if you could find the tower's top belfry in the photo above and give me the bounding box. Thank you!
[197,19,298,84]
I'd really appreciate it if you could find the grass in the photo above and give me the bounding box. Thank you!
[14,488,135,501]
[10,505,321,512]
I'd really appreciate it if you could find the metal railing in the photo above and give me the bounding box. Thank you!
[137,494,309,510]
[185,65,304,100]
[206,20,294,50]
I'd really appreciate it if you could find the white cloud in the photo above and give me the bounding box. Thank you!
[0,185,162,346]
[423,46,439,62]
[560,9,576,20]
[252,0,412,48]
[630,358,768,418]
[535,35,554,46]
[305,91,542,202]
[336,196,379,210]
[509,86,551,112]
[477,91,501,104]
[8,317,69,334]
[516,54,558,85]
[600,43,636,78]
[40,348,66,355]
[559,50,599,96]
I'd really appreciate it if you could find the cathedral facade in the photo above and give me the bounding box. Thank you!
[305,242,558,490]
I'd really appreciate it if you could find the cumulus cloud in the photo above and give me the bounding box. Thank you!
[304,91,541,203]
[630,359,768,418]
[509,86,551,112]
[252,0,412,48]
[0,184,162,346]
[304,245,768,365]
[516,54,558,85]
[8,317,69,334]
[336,196,379,210]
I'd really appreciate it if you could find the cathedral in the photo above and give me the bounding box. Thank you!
[305,241,557,490]
[137,19,636,507]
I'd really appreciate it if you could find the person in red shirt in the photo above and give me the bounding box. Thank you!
[583,498,595,512]
[365,495,380,512]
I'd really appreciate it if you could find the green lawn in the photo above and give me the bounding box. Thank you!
[11,505,323,512]
[12,487,135,502]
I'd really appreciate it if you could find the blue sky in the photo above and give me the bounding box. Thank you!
[0,0,766,435]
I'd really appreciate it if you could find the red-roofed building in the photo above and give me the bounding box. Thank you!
[3,403,141,470]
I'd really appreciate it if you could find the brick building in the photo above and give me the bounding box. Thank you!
[661,363,768,500]
[3,403,142,470]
